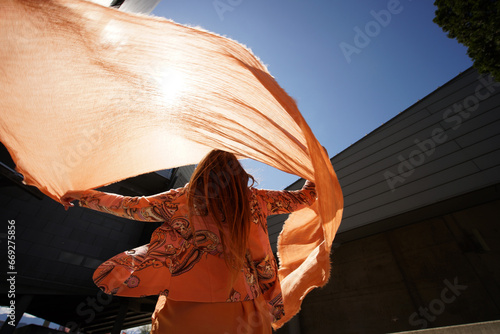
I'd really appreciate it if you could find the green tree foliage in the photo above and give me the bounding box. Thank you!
[433,0,500,79]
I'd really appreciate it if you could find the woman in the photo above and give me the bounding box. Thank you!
[62,150,316,333]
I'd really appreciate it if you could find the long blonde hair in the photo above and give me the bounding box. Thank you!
[187,150,254,271]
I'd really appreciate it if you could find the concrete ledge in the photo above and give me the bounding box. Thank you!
[392,320,500,334]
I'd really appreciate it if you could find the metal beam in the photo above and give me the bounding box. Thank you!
[0,162,44,199]
[111,300,130,334]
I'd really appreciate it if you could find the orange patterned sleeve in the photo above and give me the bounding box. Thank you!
[254,180,316,216]
[78,186,186,222]
[248,180,316,322]
[253,254,284,322]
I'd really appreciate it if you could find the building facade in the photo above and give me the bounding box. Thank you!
[275,67,500,333]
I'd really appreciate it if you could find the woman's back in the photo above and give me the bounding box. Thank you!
[68,150,316,332]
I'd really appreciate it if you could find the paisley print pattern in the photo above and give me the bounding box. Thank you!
[125,275,140,288]
[80,180,316,323]
[227,289,242,302]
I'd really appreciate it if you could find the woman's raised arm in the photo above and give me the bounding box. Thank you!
[254,180,317,216]
[61,186,186,222]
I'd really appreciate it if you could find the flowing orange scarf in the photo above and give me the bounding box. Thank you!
[0,0,343,328]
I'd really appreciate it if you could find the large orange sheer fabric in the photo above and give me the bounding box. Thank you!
[0,0,343,328]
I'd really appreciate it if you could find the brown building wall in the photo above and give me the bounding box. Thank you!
[287,195,500,334]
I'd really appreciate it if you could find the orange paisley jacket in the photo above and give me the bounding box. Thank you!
[79,180,316,323]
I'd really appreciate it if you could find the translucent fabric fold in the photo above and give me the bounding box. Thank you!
[0,0,343,328]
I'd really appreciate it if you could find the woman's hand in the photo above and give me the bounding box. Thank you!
[61,191,83,211]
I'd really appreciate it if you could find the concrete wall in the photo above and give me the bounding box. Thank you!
[284,196,500,333]
[392,320,500,334]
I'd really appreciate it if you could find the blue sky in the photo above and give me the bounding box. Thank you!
[153,0,472,190]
